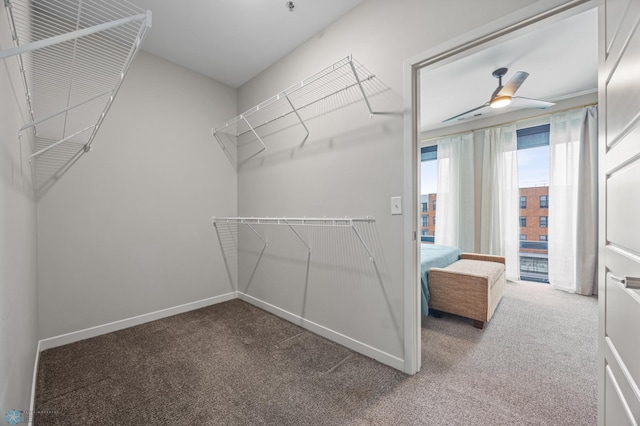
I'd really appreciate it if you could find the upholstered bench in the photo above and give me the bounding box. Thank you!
[428,253,506,329]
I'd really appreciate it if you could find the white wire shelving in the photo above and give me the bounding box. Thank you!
[212,216,380,297]
[212,216,378,263]
[212,55,378,166]
[1,0,151,190]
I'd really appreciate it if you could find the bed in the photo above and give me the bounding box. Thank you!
[420,244,461,316]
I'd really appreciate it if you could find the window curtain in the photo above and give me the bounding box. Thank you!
[478,124,520,280]
[434,133,475,252]
[548,106,598,295]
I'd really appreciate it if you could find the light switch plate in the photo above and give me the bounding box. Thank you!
[391,196,402,215]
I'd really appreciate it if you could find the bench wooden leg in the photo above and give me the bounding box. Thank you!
[473,320,484,329]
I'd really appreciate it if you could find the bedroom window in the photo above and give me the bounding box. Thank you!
[420,145,437,244]
[517,123,550,283]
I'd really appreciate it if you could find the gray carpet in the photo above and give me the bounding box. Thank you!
[35,281,597,425]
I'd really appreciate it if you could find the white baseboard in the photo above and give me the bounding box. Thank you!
[238,292,405,371]
[38,291,238,351]
[28,339,41,425]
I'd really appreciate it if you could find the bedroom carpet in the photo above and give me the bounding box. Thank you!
[34,281,597,425]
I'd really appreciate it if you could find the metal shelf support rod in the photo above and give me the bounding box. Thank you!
[30,124,95,159]
[19,90,111,131]
[348,57,374,117]
[241,115,268,152]
[285,95,310,143]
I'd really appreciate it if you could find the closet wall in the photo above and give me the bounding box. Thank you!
[237,0,539,365]
[37,52,238,339]
[0,5,38,412]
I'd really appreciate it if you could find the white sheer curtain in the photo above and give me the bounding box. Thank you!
[478,124,520,280]
[548,106,598,295]
[434,133,475,252]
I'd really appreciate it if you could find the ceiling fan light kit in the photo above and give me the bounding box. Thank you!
[490,95,512,108]
[443,67,555,123]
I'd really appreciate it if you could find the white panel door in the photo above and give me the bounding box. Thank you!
[599,0,640,424]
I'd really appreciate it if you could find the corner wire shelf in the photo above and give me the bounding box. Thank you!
[212,55,378,165]
[1,0,151,187]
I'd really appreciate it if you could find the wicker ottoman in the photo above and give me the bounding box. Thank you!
[428,253,506,329]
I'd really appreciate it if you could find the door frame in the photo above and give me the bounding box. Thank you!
[401,0,598,375]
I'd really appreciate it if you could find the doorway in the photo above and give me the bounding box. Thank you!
[402,0,598,374]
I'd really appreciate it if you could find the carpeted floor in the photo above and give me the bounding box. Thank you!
[35,281,597,425]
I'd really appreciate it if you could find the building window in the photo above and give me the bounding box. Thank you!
[520,216,526,227]
[422,216,428,227]
[540,235,548,241]
[520,234,527,240]
[432,200,437,211]
[421,202,428,212]
[540,216,548,228]
[421,230,428,237]
[540,195,549,208]
[433,216,436,226]
[520,196,527,209]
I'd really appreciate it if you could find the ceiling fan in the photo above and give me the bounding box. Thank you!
[442,67,555,123]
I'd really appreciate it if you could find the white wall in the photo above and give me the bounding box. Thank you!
[236,0,541,367]
[0,6,38,414]
[37,52,238,339]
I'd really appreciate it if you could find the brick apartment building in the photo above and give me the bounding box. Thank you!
[421,187,548,246]
[421,187,549,282]
[420,194,437,240]
[519,186,549,254]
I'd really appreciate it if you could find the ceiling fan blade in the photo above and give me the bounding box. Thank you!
[442,102,490,123]
[497,71,529,97]
[511,97,555,109]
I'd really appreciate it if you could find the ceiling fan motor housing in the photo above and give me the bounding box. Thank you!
[491,67,509,79]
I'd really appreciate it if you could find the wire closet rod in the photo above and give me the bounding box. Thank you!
[212,216,376,226]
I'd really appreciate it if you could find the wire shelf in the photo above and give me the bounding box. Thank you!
[213,215,377,265]
[2,0,151,191]
[212,216,376,227]
[212,55,378,166]
[212,215,382,295]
